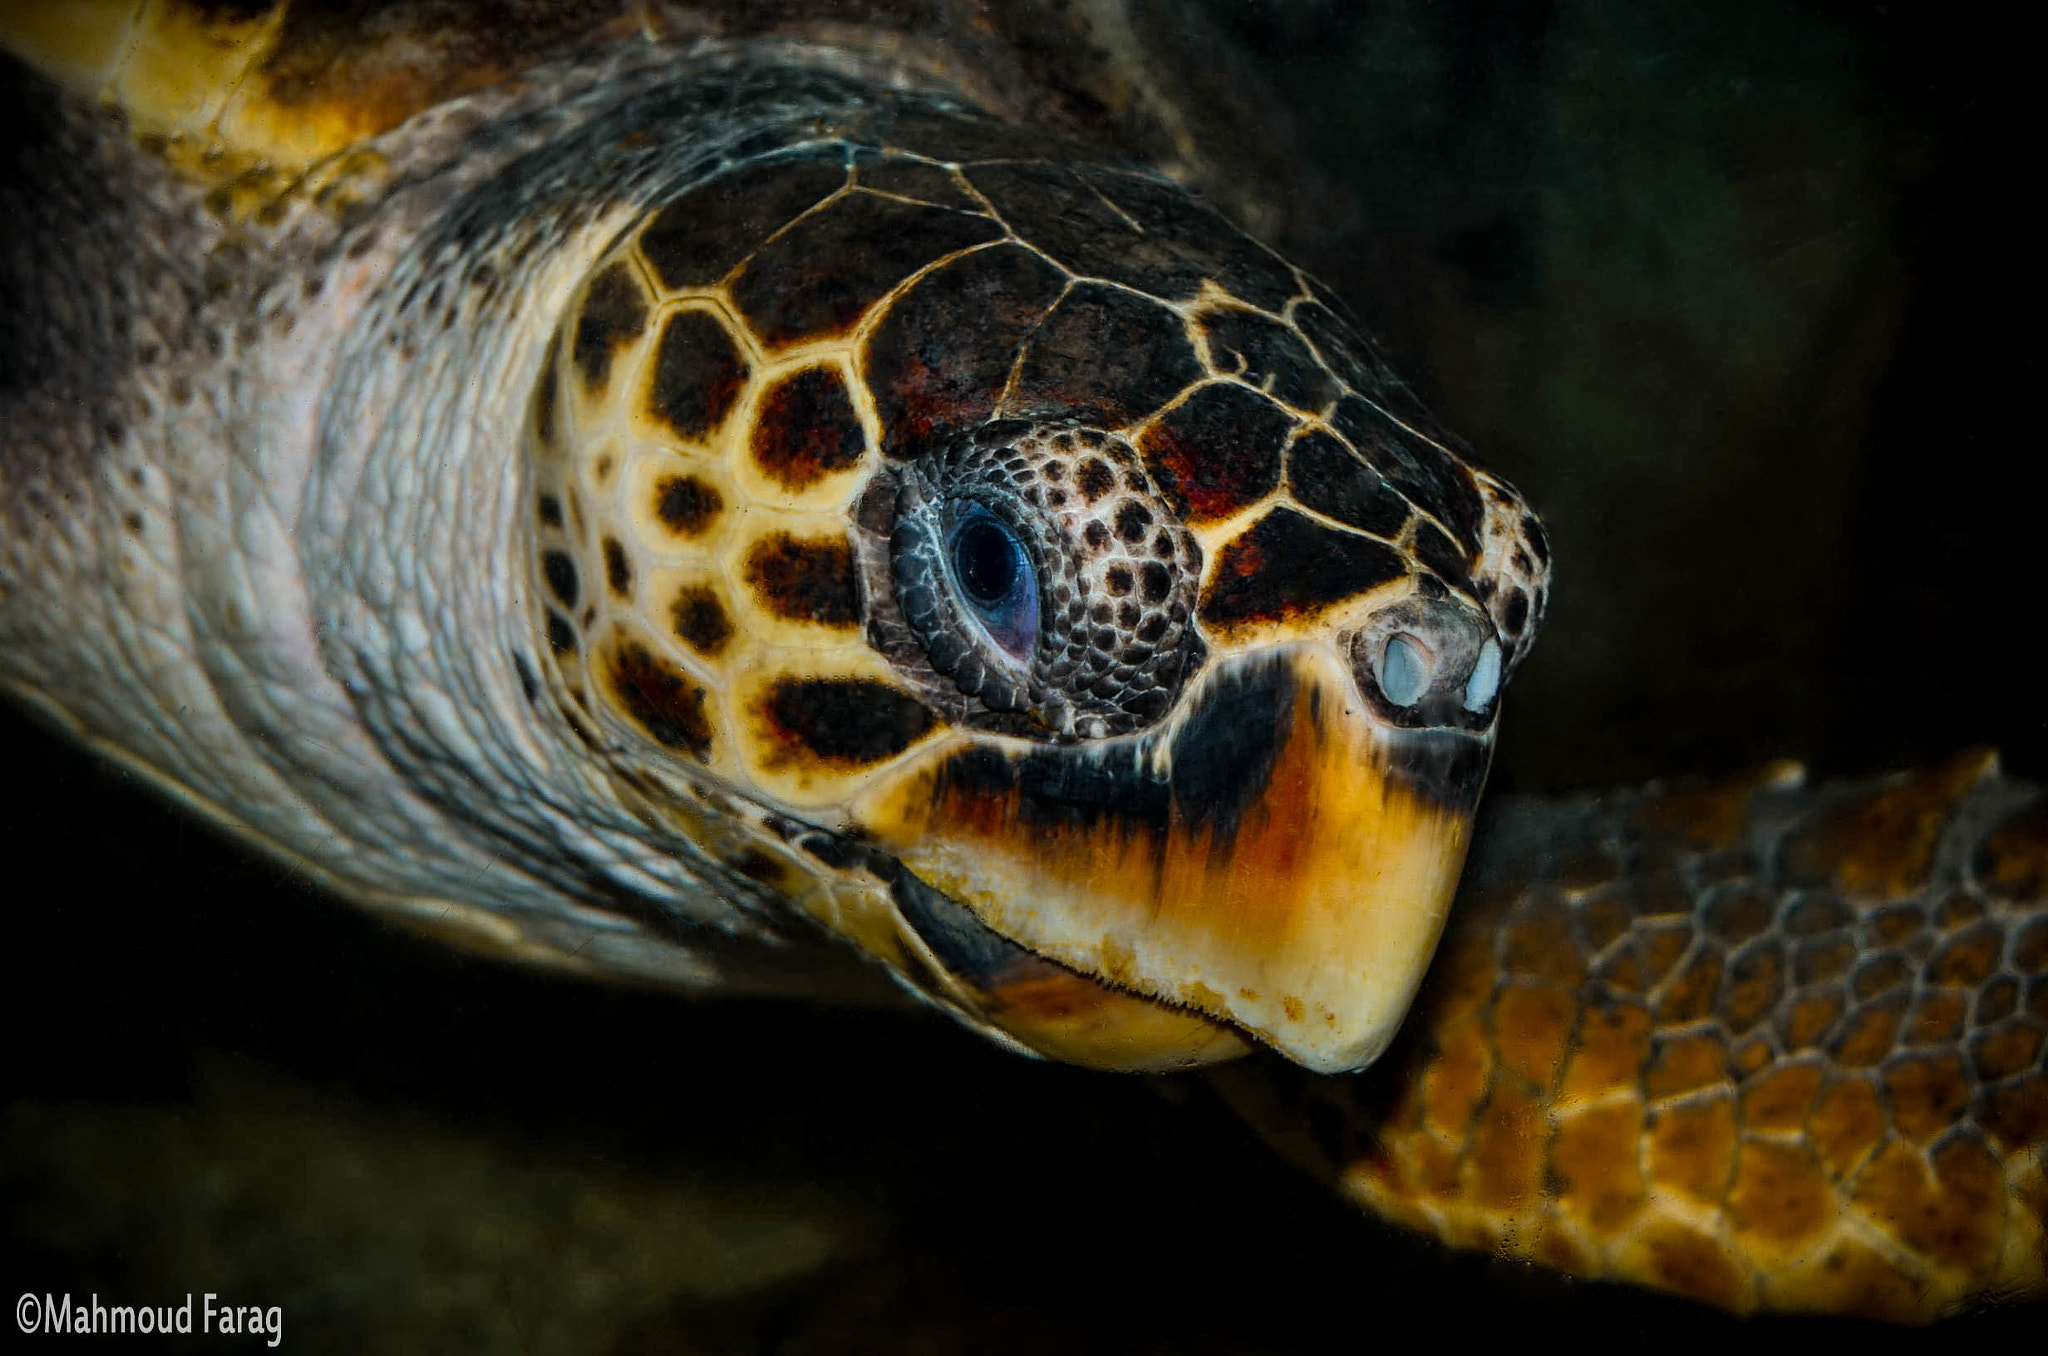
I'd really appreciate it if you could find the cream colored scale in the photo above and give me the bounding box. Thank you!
[532,223,953,815]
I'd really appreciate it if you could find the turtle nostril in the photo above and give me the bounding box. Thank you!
[1377,633,1431,707]
[1350,597,1501,726]
[1462,637,1502,712]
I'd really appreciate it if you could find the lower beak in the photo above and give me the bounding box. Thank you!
[853,645,1490,1073]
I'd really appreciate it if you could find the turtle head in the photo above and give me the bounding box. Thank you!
[527,125,1548,1074]
[839,413,1546,1074]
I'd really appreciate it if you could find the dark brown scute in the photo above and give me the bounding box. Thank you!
[639,150,850,291]
[1005,283,1201,432]
[536,492,563,527]
[1330,397,1484,551]
[1137,382,1293,523]
[571,260,648,388]
[760,678,934,767]
[1201,508,1406,629]
[652,473,723,537]
[853,153,979,210]
[1296,300,1456,454]
[1293,300,1403,404]
[879,107,1065,165]
[750,366,867,489]
[1412,522,1474,594]
[864,243,1067,460]
[606,640,714,759]
[670,583,734,657]
[967,163,1297,311]
[730,193,1003,347]
[647,310,748,440]
[1286,430,1410,538]
[1197,307,1339,414]
[743,533,860,628]
[1783,894,1853,938]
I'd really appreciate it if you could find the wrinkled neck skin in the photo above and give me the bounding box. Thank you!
[0,43,981,996]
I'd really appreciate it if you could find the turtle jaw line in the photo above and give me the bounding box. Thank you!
[849,645,1495,1074]
[887,862,1253,1072]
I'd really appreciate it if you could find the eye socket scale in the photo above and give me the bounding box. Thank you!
[868,421,1206,741]
[947,509,1039,662]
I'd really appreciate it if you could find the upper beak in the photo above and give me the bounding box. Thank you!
[852,643,1492,1073]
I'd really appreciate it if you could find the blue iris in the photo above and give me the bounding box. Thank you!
[949,509,1039,661]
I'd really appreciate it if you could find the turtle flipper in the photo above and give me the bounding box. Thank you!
[1215,753,2048,1319]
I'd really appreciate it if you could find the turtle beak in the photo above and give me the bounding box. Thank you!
[851,643,1492,1074]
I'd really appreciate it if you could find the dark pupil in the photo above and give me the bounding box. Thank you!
[955,519,1018,606]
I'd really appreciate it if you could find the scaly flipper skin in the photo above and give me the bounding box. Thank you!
[1219,754,2048,1319]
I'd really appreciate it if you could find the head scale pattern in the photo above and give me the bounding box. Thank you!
[857,420,1204,740]
[525,104,1549,797]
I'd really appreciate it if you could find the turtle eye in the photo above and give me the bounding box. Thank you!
[947,509,1039,661]
[875,421,1203,739]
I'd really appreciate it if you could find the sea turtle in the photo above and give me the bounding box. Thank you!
[1,0,2040,1341]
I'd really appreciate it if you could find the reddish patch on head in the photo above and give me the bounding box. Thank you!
[1137,383,1293,523]
[1200,508,1405,630]
[750,366,867,490]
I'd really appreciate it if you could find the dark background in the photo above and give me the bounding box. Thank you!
[4,0,2040,1349]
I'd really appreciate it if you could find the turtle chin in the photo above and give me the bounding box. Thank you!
[852,644,1493,1074]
